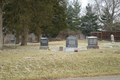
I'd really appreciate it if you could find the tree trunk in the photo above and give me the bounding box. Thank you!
[15,31,20,44]
[0,8,3,50]
[37,34,42,43]
[21,26,28,46]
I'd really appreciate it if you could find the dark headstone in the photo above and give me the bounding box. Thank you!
[66,36,78,48]
[40,37,49,49]
[87,36,98,49]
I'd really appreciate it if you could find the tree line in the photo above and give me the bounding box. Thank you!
[0,0,120,50]
[1,0,67,46]
[65,0,120,35]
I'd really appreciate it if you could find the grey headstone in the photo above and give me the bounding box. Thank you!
[66,36,78,52]
[87,36,98,49]
[11,39,15,44]
[86,36,88,41]
[66,36,78,48]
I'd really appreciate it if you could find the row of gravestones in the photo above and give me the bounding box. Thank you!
[40,36,98,52]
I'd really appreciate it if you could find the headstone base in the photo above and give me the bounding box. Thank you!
[65,48,78,52]
[87,45,98,49]
[39,46,49,50]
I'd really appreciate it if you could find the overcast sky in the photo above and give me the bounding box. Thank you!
[69,0,94,8]
[69,0,95,15]
[69,0,88,7]
[81,0,88,7]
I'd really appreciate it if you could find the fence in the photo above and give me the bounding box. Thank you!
[91,30,120,42]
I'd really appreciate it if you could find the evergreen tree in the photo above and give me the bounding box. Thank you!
[72,0,81,29]
[66,0,81,31]
[30,0,67,38]
[3,0,67,44]
[29,0,54,42]
[3,1,22,44]
[80,4,98,36]
[3,0,32,45]
[66,5,74,30]
[37,0,67,38]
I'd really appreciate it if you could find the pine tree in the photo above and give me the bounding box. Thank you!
[80,4,98,36]
[3,1,22,44]
[29,0,54,42]
[3,0,67,45]
[72,0,81,29]
[66,0,81,31]
[40,0,67,38]
[3,0,32,45]
[66,5,74,30]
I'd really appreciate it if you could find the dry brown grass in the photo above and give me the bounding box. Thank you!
[0,40,120,80]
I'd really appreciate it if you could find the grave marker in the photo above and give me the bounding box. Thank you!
[10,39,15,44]
[40,37,49,49]
[87,36,98,49]
[66,36,78,52]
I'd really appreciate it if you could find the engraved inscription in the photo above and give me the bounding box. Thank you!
[69,40,75,45]
[42,40,47,43]
[66,36,78,48]
[89,39,97,44]
[68,45,76,47]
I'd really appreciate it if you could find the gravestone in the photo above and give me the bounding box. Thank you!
[40,37,49,49]
[86,36,88,41]
[59,46,63,51]
[65,36,78,52]
[111,34,115,43]
[10,39,15,44]
[87,36,98,49]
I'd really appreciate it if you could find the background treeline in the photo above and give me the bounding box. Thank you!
[2,0,67,46]
[0,0,120,49]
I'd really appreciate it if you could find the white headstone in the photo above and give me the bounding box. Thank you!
[111,34,114,43]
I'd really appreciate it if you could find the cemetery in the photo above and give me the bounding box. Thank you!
[0,0,120,79]
[0,38,120,79]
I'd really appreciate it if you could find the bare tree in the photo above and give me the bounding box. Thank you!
[94,0,120,31]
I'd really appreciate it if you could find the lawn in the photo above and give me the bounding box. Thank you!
[0,40,120,80]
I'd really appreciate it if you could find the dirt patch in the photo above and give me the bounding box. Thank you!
[114,50,120,54]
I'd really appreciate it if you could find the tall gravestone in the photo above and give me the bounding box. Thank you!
[111,34,115,43]
[87,36,98,49]
[65,36,78,52]
[40,37,49,49]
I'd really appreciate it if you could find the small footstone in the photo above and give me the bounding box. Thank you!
[59,46,63,51]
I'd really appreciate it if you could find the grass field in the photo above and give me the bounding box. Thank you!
[0,40,120,80]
